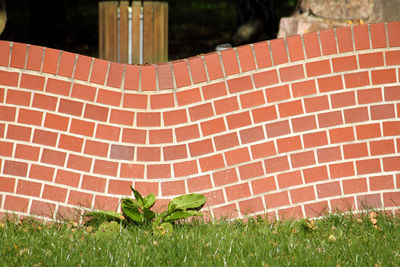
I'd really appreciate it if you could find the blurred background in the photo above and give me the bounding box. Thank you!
[0,0,297,60]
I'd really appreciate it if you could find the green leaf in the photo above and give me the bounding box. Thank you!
[121,201,143,223]
[163,210,203,223]
[152,222,173,237]
[143,193,156,209]
[83,210,122,222]
[168,202,177,213]
[143,208,155,222]
[131,187,144,208]
[121,198,141,209]
[170,194,206,211]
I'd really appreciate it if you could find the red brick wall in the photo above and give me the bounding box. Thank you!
[1,22,400,221]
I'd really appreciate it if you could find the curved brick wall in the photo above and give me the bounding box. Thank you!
[0,22,400,221]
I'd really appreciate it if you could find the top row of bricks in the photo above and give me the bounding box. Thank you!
[0,22,399,92]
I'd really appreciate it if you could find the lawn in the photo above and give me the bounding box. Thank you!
[1,211,400,266]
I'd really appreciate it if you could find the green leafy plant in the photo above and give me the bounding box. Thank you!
[84,186,206,236]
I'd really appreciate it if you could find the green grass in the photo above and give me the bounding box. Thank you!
[1,211,400,266]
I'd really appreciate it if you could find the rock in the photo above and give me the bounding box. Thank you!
[369,0,400,22]
[300,0,369,21]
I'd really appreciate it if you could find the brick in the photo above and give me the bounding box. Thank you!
[332,55,357,72]
[16,180,42,197]
[320,29,337,55]
[386,51,400,66]
[84,104,109,122]
[95,124,120,141]
[303,166,328,184]
[163,109,187,126]
[342,178,368,194]
[214,132,240,151]
[89,58,108,85]
[291,80,316,98]
[318,111,343,128]
[123,93,147,109]
[97,89,122,107]
[147,164,171,179]
[359,52,384,68]
[201,118,226,136]
[67,154,92,172]
[134,182,158,197]
[120,164,144,178]
[305,201,329,217]
[29,164,54,182]
[189,139,214,157]
[17,108,42,126]
[173,60,191,88]
[239,197,264,214]
[357,194,382,209]
[149,129,173,144]
[10,42,27,68]
[71,83,96,101]
[226,111,251,130]
[383,121,400,136]
[42,185,67,202]
[331,197,355,212]
[155,63,173,90]
[225,182,251,201]
[269,38,288,65]
[32,93,57,111]
[213,204,238,219]
[46,78,71,96]
[291,186,315,203]
[189,56,207,84]
[306,60,331,77]
[317,146,342,163]
[201,82,227,100]
[15,144,40,161]
[70,118,95,137]
[279,100,304,118]
[124,64,140,90]
[58,134,83,153]
[291,151,315,168]
[279,206,304,219]
[253,41,272,68]
[387,21,400,47]
[20,74,45,91]
[277,170,302,189]
[4,195,29,213]
[106,62,123,88]
[370,23,387,48]
[357,87,382,104]
[0,70,19,87]
[353,24,370,50]
[277,136,302,153]
[265,120,291,138]
[32,129,57,146]
[251,105,277,123]
[44,113,69,131]
[250,141,276,159]
[329,162,355,179]
[0,141,13,156]
[304,95,329,113]
[58,51,76,78]
[303,32,321,58]
[343,143,368,159]
[6,89,31,107]
[356,159,381,175]
[176,87,201,106]
[68,190,93,208]
[303,131,328,148]
[370,104,395,120]
[371,69,396,85]
[187,174,212,192]
[150,93,175,109]
[137,147,160,161]
[344,107,369,123]
[251,176,276,195]
[81,175,106,193]
[253,69,279,88]
[370,139,395,156]
[0,177,15,193]
[6,124,32,141]
[107,180,132,195]
[318,75,343,93]
[384,85,400,101]
[175,124,200,142]
[161,181,185,196]
[264,156,289,174]
[137,112,161,127]
[286,35,305,62]
[329,127,354,144]
[344,72,370,88]
[84,140,109,157]
[221,48,240,76]
[55,169,80,187]
[42,48,60,74]
[383,192,400,208]
[204,53,224,80]
[0,41,11,67]
[227,75,253,94]
[336,26,353,52]
[239,126,264,144]
[214,96,239,115]
[189,103,213,121]
[173,160,198,177]
[109,109,134,126]
[279,64,304,82]
[265,84,290,103]
[356,123,381,140]
[73,55,92,81]
[383,156,400,172]
[331,91,355,109]
[370,175,394,191]
[199,154,225,172]
[110,144,135,160]
[291,115,316,132]
[225,147,251,166]
[264,191,290,209]
[238,161,264,180]
[240,90,265,109]
[94,195,119,211]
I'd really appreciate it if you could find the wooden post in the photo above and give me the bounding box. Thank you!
[98,1,168,64]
